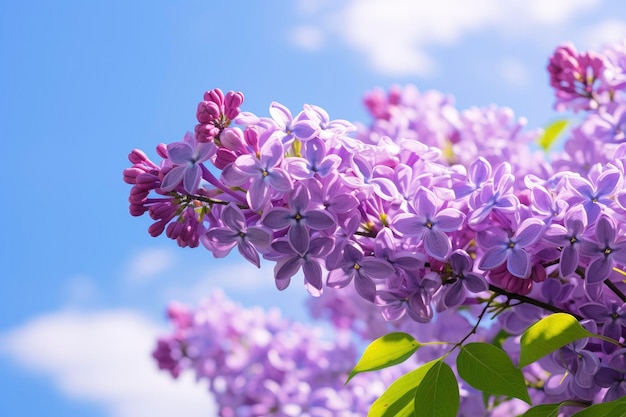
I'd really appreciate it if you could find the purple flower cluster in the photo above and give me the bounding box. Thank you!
[153,290,397,416]
[125,40,626,413]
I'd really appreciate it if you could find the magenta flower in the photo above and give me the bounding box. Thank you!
[478,218,545,279]
[393,187,465,261]
[221,136,293,211]
[160,132,213,194]
[204,204,272,267]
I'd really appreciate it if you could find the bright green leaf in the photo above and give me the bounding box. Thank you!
[571,397,626,417]
[368,359,438,417]
[348,332,421,382]
[457,343,531,404]
[519,313,593,368]
[537,119,568,151]
[413,360,459,417]
[521,403,563,417]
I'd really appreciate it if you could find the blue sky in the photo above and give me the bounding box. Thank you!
[2,1,626,416]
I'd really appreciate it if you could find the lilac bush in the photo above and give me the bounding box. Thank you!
[124,39,626,416]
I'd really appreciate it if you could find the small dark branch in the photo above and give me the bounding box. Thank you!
[455,294,496,348]
[488,284,583,320]
[604,278,626,303]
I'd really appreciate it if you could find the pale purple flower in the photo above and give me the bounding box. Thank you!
[161,132,214,194]
[579,300,626,353]
[543,204,587,277]
[580,214,626,284]
[565,167,622,223]
[545,336,601,400]
[595,348,626,402]
[376,271,440,323]
[271,236,334,296]
[342,154,398,201]
[262,183,335,256]
[393,187,465,261]
[478,218,545,278]
[467,163,519,228]
[283,137,341,179]
[441,250,488,309]
[453,157,492,198]
[580,102,626,143]
[204,204,272,267]
[326,244,395,303]
[269,101,319,143]
[222,136,293,211]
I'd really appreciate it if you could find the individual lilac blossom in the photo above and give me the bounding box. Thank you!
[373,228,425,288]
[326,244,395,303]
[270,236,334,296]
[393,187,465,261]
[452,157,492,198]
[307,173,359,218]
[544,335,601,400]
[565,167,622,222]
[594,348,626,402]
[467,163,519,228]
[325,215,361,271]
[222,135,293,211]
[440,250,488,309]
[579,300,626,353]
[580,214,626,284]
[376,270,441,323]
[160,132,214,194]
[529,184,567,223]
[283,137,341,179]
[579,102,626,143]
[543,204,587,278]
[262,183,335,256]
[478,218,545,279]
[204,204,272,267]
[301,103,356,140]
[268,101,319,143]
[342,154,398,201]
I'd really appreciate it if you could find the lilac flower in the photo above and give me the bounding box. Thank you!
[595,348,626,402]
[453,157,491,198]
[579,300,626,353]
[376,271,440,323]
[271,236,334,296]
[283,137,341,179]
[262,183,335,256]
[160,132,214,194]
[565,167,622,222]
[467,163,519,228]
[530,184,567,223]
[441,250,488,309]
[204,204,272,267]
[221,136,293,211]
[269,101,319,143]
[580,102,626,143]
[342,154,398,201]
[545,336,601,400]
[393,187,465,261]
[543,204,587,277]
[301,103,356,140]
[580,214,626,284]
[478,218,545,278]
[326,244,395,303]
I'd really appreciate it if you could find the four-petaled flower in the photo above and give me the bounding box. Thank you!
[161,132,214,194]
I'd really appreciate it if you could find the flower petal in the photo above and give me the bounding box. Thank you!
[507,248,531,278]
[424,229,451,261]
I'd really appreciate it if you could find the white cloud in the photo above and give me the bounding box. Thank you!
[579,18,626,50]
[496,57,530,88]
[1,310,216,417]
[125,247,176,283]
[291,0,601,76]
[290,25,325,51]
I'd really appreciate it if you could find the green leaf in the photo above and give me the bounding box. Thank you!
[348,332,421,382]
[571,397,626,417]
[537,119,568,151]
[521,403,563,417]
[413,360,459,417]
[457,343,531,404]
[519,313,594,368]
[368,359,438,417]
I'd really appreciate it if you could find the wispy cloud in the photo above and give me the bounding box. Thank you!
[125,247,177,283]
[1,310,216,417]
[291,0,601,77]
[578,18,626,49]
